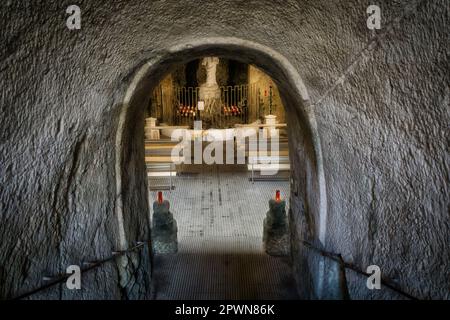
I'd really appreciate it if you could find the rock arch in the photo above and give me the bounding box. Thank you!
[115,37,329,297]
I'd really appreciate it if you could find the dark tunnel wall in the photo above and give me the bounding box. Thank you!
[0,0,448,299]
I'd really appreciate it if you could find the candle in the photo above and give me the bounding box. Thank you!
[275,190,281,202]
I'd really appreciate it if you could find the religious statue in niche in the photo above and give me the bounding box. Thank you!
[203,56,219,87]
[199,57,221,127]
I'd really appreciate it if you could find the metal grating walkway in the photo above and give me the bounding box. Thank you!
[150,165,299,300]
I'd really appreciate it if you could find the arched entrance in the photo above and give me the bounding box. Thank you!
[116,37,328,298]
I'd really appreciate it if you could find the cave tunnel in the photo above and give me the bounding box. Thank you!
[0,0,448,304]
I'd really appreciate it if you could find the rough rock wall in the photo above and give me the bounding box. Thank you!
[151,74,175,124]
[248,65,285,122]
[0,0,448,299]
[304,1,449,299]
[288,0,449,299]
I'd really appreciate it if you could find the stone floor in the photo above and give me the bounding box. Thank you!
[149,165,299,299]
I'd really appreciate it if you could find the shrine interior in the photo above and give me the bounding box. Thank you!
[145,59,296,299]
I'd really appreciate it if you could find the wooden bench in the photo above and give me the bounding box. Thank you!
[145,142,184,190]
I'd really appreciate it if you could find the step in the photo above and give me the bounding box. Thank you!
[147,171,176,177]
[248,156,290,164]
[145,149,183,156]
[145,156,184,163]
[247,163,291,171]
[247,150,289,157]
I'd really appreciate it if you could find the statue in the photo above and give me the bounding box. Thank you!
[199,57,221,123]
[202,57,219,87]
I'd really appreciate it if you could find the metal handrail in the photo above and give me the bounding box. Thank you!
[301,240,419,300]
[11,241,150,300]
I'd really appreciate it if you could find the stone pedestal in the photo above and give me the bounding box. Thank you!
[263,199,290,256]
[152,200,178,254]
[199,85,221,101]
[263,114,278,139]
[145,117,160,140]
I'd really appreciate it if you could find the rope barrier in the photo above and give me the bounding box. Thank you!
[11,241,150,300]
[11,238,419,300]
